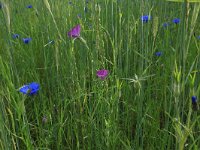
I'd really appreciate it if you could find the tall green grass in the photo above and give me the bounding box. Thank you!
[0,0,200,149]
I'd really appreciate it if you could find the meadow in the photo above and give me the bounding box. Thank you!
[0,0,200,149]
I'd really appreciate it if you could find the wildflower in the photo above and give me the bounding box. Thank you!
[19,82,40,95]
[172,18,180,24]
[141,15,151,23]
[192,96,197,103]
[26,5,32,8]
[68,24,81,38]
[191,96,198,111]
[197,35,200,40]
[163,22,169,28]
[97,69,109,80]
[23,38,32,44]
[12,34,20,39]
[155,52,162,57]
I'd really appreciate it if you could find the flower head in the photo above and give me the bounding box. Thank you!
[197,35,200,40]
[155,52,163,57]
[23,38,32,44]
[68,24,81,38]
[172,18,180,24]
[26,5,32,8]
[19,82,40,95]
[163,22,169,28]
[97,69,109,80]
[12,34,20,39]
[192,96,197,103]
[141,15,151,23]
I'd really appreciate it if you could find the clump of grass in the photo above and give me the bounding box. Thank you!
[0,0,200,149]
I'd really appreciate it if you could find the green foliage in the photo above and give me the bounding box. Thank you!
[0,0,200,150]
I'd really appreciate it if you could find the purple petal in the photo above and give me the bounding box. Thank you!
[68,24,81,38]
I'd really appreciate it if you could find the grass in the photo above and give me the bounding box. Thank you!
[0,0,200,149]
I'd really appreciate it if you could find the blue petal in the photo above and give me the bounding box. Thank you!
[23,38,32,44]
[12,34,20,39]
[19,85,30,94]
[19,82,40,95]
[192,96,197,103]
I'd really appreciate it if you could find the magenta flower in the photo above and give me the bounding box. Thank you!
[97,69,109,80]
[68,24,81,38]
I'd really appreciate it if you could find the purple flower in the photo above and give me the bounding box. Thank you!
[97,69,109,80]
[155,52,162,57]
[23,38,32,44]
[173,18,180,24]
[26,5,32,8]
[68,24,81,38]
[141,15,151,23]
[19,82,40,95]
[12,34,20,39]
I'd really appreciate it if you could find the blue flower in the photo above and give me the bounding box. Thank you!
[19,82,40,95]
[163,22,169,28]
[172,18,180,24]
[12,34,20,39]
[155,52,162,57]
[192,96,197,103]
[26,5,32,8]
[197,35,200,40]
[23,38,32,44]
[141,15,151,23]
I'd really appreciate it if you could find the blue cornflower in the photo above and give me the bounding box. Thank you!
[197,35,200,40]
[155,52,162,57]
[172,18,180,24]
[23,38,32,44]
[12,34,20,39]
[141,15,151,23]
[26,5,32,8]
[192,96,197,103]
[19,82,40,95]
[163,22,169,28]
